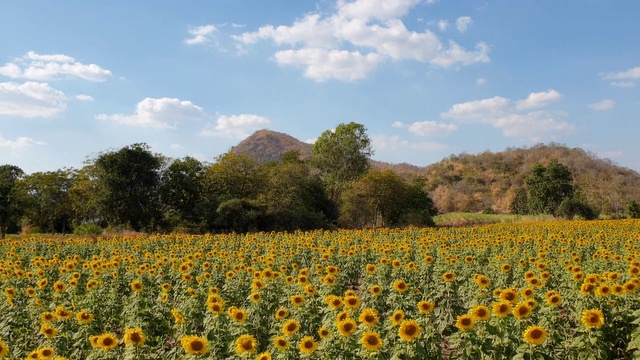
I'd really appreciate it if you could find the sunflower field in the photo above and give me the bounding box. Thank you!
[1,219,640,359]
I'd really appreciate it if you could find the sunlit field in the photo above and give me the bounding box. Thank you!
[2,220,640,359]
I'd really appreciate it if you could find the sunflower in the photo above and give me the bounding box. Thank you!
[282,319,300,337]
[273,336,289,351]
[171,308,186,324]
[501,263,512,272]
[398,320,422,341]
[417,300,435,315]
[130,279,143,293]
[53,281,66,292]
[249,292,262,302]
[391,309,405,326]
[37,346,55,359]
[442,272,456,282]
[40,324,58,338]
[55,306,72,321]
[41,312,57,323]
[26,350,39,359]
[581,309,605,329]
[365,264,377,274]
[336,310,350,322]
[369,285,382,296]
[182,335,209,355]
[255,351,272,360]
[337,318,357,337]
[470,305,491,321]
[522,287,535,299]
[0,339,8,357]
[393,279,409,293]
[325,295,343,310]
[455,315,475,331]
[97,333,119,351]
[298,336,318,354]
[512,302,532,320]
[546,293,562,307]
[523,325,547,346]
[499,288,518,303]
[232,308,248,323]
[595,284,612,297]
[25,287,36,297]
[358,308,379,327]
[123,327,146,347]
[207,301,224,314]
[275,308,289,320]
[360,331,383,351]
[290,294,304,307]
[318,327,331,339]
[75,310,93,324]
[344,295,360,309]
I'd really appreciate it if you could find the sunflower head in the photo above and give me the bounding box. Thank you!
[581,308,605,329]
[298,336,318,354]
[337,318,357,337]
[358,308,379,327]
[417,300,435,314]
[470,305,491,321]
[182,335,209,355]
[124,327,146,347]
[398,320,422,341]
[455,314,475,331]
[273,336,289,351]
[360,331,383,351]
[512,302,532,320]
[282,319,300,336]
[391,309,405,326]
[523,325,548,346]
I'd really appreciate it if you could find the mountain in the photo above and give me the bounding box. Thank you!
[230,130,640,215]
[230,129,312,163]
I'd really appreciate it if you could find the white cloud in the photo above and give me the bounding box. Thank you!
[0,81,66,118]
[455,16,472,33]
[476,77,486,85]
[0,51,112,82]
[515,89,562,111]
[185,25,217,45]
[611,81,634,88]
[441,96,510,121]
[0,133,46,150]
[437,20,449,31]
[601,66,640,80]
[274,49,382,81]
[589,99,615,111]
[393,120,457,136]
[200,113,270,138]
[372,134,445,152]
[75,94,94,102]
[233,0,490,81]
[97,97,204,129]
[442,91,573,141]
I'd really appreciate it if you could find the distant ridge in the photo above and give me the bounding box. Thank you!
[230,129,312,163]
[230,130,640,215]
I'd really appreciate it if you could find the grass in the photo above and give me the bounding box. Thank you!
[433,212,554,227]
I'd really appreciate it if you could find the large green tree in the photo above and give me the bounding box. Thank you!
[160,156,206,231]
[0,165,25,239]
[526,160,574,214]
[310,122,373,203]
[22,169,74,233]
[93,143,163,231]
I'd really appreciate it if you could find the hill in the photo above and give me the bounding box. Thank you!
[230,130,640,215]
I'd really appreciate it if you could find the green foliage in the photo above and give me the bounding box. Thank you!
[93,143,163,231]
[526,160,574,215]
[555,198,599,220]
[629,201,640,219]
[509,188,529,215]
[215,198,264,233]
[159,156,206,232]
[73,222,103,236]
[20,169,74,233]
[0,164,25,239]
[311,122,373,202]
[339,170,436,228]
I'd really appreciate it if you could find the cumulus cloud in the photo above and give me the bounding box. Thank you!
[600,66,640,87]
[96,97,204,129]
[75,94,94,102]
[200,113,271,138]
[0,51,112,82]
[437,20,449,31]
[455,16,472,32]
[442,90,573,141]
[0,133,46,150]
[515,89,563,111]
[393,120,457,136]
[233,0,489,81]
[185,25,217,45]
[0,81,66,118]
[589,99,615,111]
[372,134,446,152]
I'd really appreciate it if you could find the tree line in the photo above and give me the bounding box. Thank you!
[0,123,437,238]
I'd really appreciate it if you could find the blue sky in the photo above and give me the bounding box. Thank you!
[1,0,639,174]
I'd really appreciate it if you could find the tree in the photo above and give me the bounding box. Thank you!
[160,156,206,231]
[629,201,640,219]
[93,143,163,231]
[310,122,373,203]
[21,170,74,233]
[0,165,25,239]
[526,160,574,214]
[555,198,598,220]
[510,188,529,215]
[69,165,102,226]
[339,170,436,228]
